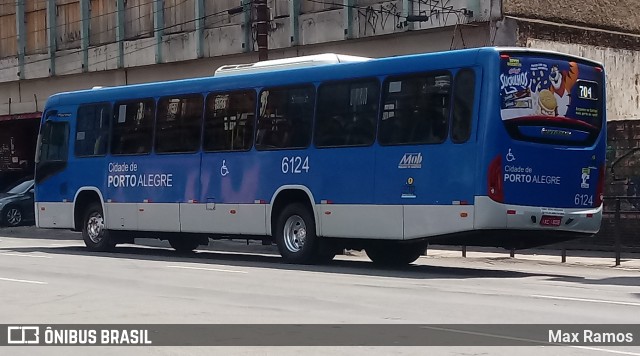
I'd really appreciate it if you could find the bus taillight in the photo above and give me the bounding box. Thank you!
[595,164,605,207]
[488,155,504,203]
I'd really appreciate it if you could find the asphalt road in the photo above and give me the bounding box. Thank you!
[0,226,639,356]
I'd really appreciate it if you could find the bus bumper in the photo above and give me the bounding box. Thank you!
[474,196,602,235]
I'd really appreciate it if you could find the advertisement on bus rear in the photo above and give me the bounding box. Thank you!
[499,55,602,129]
[490,53,606,209]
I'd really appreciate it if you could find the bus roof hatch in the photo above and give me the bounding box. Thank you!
[214,53,371,77]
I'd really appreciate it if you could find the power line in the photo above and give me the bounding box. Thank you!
[305,0,470,51]
[305,0,471,21]
[1,0,473,51]
[0,0,50,8]
[56,10,244,75]
[0,0,191,44]
[0,4,249,73]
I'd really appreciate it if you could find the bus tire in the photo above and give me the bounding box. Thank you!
[366,242,426,267]
[82,202,115,251]
[275,203,320,264]
[169,237,200,253]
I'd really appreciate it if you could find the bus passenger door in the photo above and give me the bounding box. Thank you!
[315,146,379,239]
[182,91,264,236]
[313,80,383,239]
[186,151,262,235]
[376,69,479,240]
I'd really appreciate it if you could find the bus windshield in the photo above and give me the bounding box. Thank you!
[499,53,603,145]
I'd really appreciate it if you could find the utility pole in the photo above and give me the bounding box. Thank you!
[255,0,269,61]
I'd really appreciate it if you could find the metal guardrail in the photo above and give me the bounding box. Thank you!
[601,196,640,265]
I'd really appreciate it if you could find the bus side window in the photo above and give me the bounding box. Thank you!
[379,73,451,146]
[156,95,203,153]
[75,103,110,157]
[451,69,475,143]
[111,99,155,155]
[315,79,378,148]
[203,91,256,152]
[256,86,313,150]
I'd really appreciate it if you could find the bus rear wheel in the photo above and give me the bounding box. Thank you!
[169,237,200,253]
[366,242,426,267]
[275,203,322,264]
[82,202,115,251]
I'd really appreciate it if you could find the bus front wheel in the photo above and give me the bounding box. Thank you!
[275,203,321,264]
[366,242,426,267]
[82,202,115,251]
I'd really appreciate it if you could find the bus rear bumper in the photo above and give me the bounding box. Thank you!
[420,196,603,249]
[474,196,602,235]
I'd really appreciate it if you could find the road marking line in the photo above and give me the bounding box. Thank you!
[533,295,640,307]
[423,326,640,356]
[422,325,549,345]
[166,265,248,274]
[0,252,52,259]
[0,277,47,285]
[572,346,640,356]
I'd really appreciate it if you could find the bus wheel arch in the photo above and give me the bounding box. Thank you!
[73,189,104,232]
[270,188,332,264]
[269,187,317,237]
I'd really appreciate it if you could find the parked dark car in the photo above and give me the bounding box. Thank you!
[0,179,35,227]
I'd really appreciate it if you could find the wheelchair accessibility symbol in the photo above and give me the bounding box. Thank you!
[220,160,229,177]
[506,149,516,162]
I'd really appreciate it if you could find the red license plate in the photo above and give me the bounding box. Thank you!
[540,215,562,226]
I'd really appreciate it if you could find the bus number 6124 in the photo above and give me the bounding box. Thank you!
[575,194,593,206]
[282,156,310,174]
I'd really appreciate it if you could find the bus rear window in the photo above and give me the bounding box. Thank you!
[499,54,603,145]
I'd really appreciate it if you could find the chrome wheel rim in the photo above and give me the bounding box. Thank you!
[283,215,306,253]
[87,213,104,244]
[6,208,21,226]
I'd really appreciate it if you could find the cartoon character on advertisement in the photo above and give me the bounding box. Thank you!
[531,62,579,117]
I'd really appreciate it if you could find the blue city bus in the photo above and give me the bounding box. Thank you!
[34,47,606,265]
